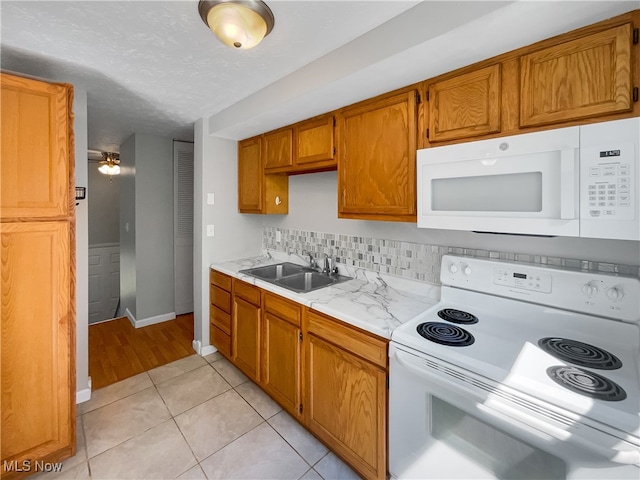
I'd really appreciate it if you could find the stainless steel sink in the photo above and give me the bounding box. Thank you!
[239,262,352,293]
[239,262,312,280]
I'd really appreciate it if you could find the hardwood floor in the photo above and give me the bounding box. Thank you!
[89,313,195,390]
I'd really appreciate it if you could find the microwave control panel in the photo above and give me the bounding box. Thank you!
[581,142,634,221]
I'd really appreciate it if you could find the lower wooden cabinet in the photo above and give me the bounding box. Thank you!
[209,270,232,358]
[232,280,262,382]
[305,310,387,480]
[262,293,302,418]
[208,270,389,479]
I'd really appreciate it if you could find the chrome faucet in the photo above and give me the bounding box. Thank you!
[322,253,338,275]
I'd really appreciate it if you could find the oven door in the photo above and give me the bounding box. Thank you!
[389,344,640,480]
[417,126,579,236]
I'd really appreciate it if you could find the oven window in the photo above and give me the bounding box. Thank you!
[431,172,543,212]
[431,396,566,479]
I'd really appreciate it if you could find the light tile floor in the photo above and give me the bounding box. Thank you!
[34,354,361,480]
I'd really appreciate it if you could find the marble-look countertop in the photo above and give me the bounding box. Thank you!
[211,251,440,339]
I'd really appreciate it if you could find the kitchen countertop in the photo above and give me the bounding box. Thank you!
[211,251,440,339]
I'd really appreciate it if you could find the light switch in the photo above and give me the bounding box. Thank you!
[207,224,215,237]
[207,193,215,205]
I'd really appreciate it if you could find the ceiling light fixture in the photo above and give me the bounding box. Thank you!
[98,152,120,176]
[198,0,274,50]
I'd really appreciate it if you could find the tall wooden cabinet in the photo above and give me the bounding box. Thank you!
[1,73,76,479]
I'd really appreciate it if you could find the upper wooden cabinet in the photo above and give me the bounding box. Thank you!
[263,128,293,170]
[337,90,418,222]
[238,136,288,214]
[520,23,634,127]
[427,64,502,142]
[1,73,72,219]
[294,114,336,171]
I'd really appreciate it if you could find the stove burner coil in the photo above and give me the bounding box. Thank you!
[538,337,622,370]
[416,322,475,347]
[547,366,626,402]
[437,308,478,325]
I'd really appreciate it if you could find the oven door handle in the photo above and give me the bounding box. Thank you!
[393,349,640,466]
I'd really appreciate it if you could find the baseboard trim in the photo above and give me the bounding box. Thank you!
[125,308,136,328]
[76,387,91,404]
[200,345,218,356]
[134,311,176,328]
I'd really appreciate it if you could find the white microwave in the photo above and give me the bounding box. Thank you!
[417,117,639,240]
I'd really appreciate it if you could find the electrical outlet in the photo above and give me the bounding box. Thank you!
[207,224,215,237]
[207,193,215,205]
[276,230,282,242]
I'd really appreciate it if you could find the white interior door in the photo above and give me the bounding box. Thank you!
[174,141,194,315]
[88,243,120,323]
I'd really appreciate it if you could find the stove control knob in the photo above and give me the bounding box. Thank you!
[463,266,472,276]
[581,283,598,297]
[606,287,623,301]
[449,264,458,274]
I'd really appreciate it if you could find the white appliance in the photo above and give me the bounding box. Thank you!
[389,255,640,479]
[417,117,640,240]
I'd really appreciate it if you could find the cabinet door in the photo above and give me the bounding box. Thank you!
[428,64,501,142]
[338,91,417,221]
[1,222,75,473]
[294,114,336,170]
[262,312,301,417]
[264,128,293,170]
[520,23,633,127]
[1,73,72,219]
[238,136,263,213]
[232,296,261,381]
[306,334,386,480]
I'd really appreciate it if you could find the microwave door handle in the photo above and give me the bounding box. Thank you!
[560,148,578,219]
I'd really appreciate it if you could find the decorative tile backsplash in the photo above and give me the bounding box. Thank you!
[263,226,640,284]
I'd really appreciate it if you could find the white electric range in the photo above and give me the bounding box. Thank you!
[389,255,640,479]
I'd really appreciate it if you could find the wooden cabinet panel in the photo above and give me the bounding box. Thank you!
[338,90,417,221]
[210,325,231,358]
[520,23,633,127]
[1,222,75,473]
[306,334,386,480]
[262,312,301,417]
[233,280,260,306]
[1,73,71,220]
[210,269,232,356]
[294,114,336,170]
[428,64,501,142]
[232,296,261,382]
[264,128,293,170]
[238,136,289,214]
[210,269,232,292]
[238,136,263,213]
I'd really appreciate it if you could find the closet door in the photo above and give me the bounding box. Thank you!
[174,141,194,315]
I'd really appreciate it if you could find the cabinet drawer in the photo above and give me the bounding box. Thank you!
[210,324,231,358]
[210,269,232,291]
[264,293,301,326]
[210,285,231,313]
[210,305,231,335]
[233,279,261,306]
[307,310,387,368]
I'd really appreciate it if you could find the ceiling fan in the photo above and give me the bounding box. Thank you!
[88,149,120,176]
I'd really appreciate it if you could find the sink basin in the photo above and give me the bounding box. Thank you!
[239,262,352,293]
[275,271,337,292]
[239,262,311,280]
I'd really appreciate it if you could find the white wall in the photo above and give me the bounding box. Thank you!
[74,89,90,402]
[267,171,640,266]
[119,135,137,319]
[135,134,175,320]
[88,166,120,246]
[194,118,262,350]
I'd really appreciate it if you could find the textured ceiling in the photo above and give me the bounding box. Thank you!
[1,0,637,152]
